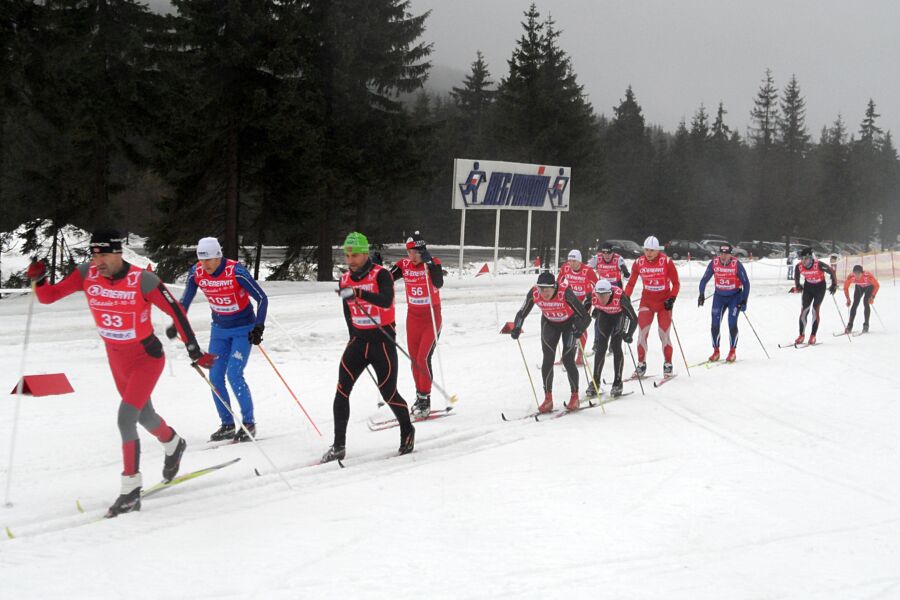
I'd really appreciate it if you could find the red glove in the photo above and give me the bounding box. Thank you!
[846,299,851,307]
[192,353,216,369]
[869,297,875,305]
[27,261,47,282]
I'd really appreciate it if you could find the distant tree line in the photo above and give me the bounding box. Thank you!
[2,1,898,282]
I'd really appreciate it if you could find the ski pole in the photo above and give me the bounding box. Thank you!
[670,318,691,376]
[830,294,851,343]
[577,337,604,414]
[741,311,771,359]
[351,297,458,404]
[625,341,645,396]
[191,364,293,490]
[423,274,448,401]
[258,345,321,436]
[4,288,36,508]
[872,304,886,331]
[516,338,540,410]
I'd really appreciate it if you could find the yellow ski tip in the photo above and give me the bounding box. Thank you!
[76,499,85,513]
[449,394,459,404]
[5,526,14,539]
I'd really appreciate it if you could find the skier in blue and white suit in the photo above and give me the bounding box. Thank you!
[167,237,268,442]
[697,243,750,363]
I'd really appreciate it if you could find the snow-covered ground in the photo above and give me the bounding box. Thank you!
[1,258,899,599]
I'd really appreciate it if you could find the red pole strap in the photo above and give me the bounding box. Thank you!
[258,345,322,436]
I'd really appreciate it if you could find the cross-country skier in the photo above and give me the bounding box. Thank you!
[697,243,750,362]
[166,237,268,442]
[587,280,638,398]
[843,265,880,334]
[791,247,837,344]
[589,241,630,288]
[509,271,591,412]
[556,249,598,365]
[390,231,443,417]
[624,236,680,378]
[322,232,415,463]
[27,228,214,518]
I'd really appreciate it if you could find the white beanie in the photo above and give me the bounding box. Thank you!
[643,235,661,250]
[197,237,223,259]
[567,249,582,262]
[594,279,613,294]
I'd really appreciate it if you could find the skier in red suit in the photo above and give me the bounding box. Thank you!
[623,235,680,378]
[390,231,443,417]
[28,227,214,518]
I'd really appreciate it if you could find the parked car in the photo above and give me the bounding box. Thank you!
[603,239,644,259]
[699,239,749,258]
[665,239,714,260]
[792,237,831,256]
[700,233,729,242]
[738,240,783,258]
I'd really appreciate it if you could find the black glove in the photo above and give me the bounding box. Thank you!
[186,343,204,362]
[623,332,634,344]
[663,297,675,311]
[419,247,433,263]
[510,326,522,340]
[697,294,705,307]
[165,323,178,340]
[738,301,747,312]
[829,283,837,295]
[248,324,264,345]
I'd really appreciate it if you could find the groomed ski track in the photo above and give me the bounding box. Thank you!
[1,259,899,599]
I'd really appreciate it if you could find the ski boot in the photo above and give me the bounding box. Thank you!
[863,323,869,333]
[726,348,736,363]
[105,474,142,518]
[412,392,431,418]
[321,444,346,464]
[633,361,647,379]
[844,324,853,335]
[611,380,624,397]
[708,348,720,362]
[209,423,235,442]
[162,433,187,482]
[566,391,580,411]
[808,335,817,345]
[398,426,415,455]
[794,334,805,345]
[234,422,256,443]
[538,391,554,414]
[584,382,600,398]
[663,362,674,378]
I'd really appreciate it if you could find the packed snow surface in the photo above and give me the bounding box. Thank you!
[1,257,899,599]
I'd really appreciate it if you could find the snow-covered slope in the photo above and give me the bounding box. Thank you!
[1,261,898,599]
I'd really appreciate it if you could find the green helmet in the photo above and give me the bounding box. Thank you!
[343,232,369,254]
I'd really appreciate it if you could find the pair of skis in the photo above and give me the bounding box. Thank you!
[501,392,633,422]
[5,457,243,538]
[833,330,867,338]
[778,341,821,349]
[366,406,455,431]
[623,372,678,388]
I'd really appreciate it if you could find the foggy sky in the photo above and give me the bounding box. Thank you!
[145,0,900,138]
[408,0,900,138]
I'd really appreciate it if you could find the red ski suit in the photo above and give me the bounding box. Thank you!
[391,257,443,395]
[624,254,680,363]
[35,262,202,475]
